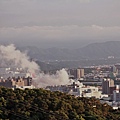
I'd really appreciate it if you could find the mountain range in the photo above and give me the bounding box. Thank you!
[18,41,120,61]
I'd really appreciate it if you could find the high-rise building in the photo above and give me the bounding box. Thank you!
[80,69,84,78]
[102,78,114,94]
[76,69,81,79]
[113,85,120,102]
[112,65,117,73]
[69,68,84,79]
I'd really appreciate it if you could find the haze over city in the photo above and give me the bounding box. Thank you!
[0,0,120,48]
[1,1,120,119]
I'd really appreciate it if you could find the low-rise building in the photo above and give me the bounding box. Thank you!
[46,81,102,98]
[0,77,33,88]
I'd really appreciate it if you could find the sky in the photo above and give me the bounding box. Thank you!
[0,0,120,48]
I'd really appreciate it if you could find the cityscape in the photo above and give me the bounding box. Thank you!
[1,0,120,119]
[1,62,120,110]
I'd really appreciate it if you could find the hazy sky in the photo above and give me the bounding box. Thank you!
[0,0,120,48]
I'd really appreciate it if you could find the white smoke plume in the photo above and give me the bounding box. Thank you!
[35,68,71,88]
[0,44,72,87]
[0,44,39,73]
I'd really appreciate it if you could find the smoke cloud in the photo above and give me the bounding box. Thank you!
[0,44,71,87]
[0,44,39,73]
[35,68,71,88]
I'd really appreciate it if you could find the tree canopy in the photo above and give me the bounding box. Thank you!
[0,87,119,120]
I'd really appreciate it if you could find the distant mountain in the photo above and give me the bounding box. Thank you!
[18,41,120,61]
[18,46,76,61]
[79,41,120,59]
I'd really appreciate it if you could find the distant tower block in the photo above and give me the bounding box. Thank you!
[68,68,84,79]
[111,65,117,73]
[77,69,81,79]
[113,85,120,102]
[102,78,114,94]
[80,69,84,77]
[75,69,84,79]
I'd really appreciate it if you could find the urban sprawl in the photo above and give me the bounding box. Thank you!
[0,64,120,110]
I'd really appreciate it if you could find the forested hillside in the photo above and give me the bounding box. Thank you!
[0,87,120,120]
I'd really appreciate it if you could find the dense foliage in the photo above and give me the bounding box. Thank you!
[0,87,120,120]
